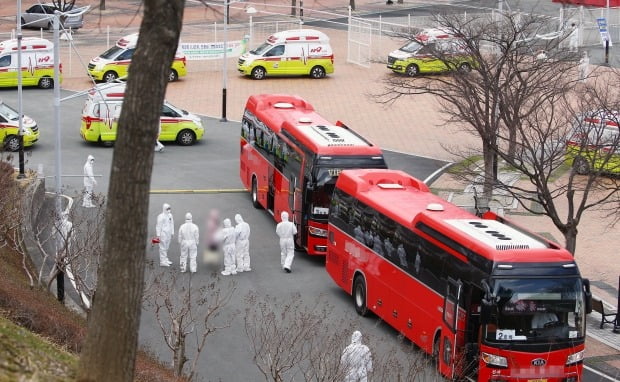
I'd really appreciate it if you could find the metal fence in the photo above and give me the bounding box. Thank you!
[3,4,620,75]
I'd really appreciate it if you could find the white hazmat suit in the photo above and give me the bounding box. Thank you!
[234,214,251,272]
[155,203,174,266]
[220,218,237,276]
[82,155,97,208]
[178,212,199,273]
[340,331,373,382]
[569,24,579,52]
[275,211,297,273]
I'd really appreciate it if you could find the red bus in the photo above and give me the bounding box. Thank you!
[239,94,387,255]
[326,169,592,381]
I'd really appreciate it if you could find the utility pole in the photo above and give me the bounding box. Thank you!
[17,0,25,179]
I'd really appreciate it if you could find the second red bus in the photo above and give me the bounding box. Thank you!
[326,168,591,381]
[239,94,387,255]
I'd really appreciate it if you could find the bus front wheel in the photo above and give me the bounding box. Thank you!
[251,177,262,209]
[432,333,441,372]
[353,276,369,316]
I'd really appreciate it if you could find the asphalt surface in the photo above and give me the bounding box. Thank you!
[2,88,452,381]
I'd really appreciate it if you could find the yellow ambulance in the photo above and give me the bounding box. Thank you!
[0,100,39,151]
[237,29,334,79]
[80,83,204,146]
[87,33,187,83]
[0,37,59,89]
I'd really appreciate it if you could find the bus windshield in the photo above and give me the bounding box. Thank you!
[483,277,585,343]
[309,156,387,221]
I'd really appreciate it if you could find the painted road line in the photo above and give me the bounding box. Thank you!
[150,188,248,194]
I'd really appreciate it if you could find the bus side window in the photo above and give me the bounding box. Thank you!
[241,119,250,140]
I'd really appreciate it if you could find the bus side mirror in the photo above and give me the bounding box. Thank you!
[480,302,491,323]
[306,182,314,191]
[583,278,592,314]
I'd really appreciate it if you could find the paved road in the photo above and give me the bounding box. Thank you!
[2,88,455,380]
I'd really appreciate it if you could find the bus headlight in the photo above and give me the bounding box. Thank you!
[481,352,508,368]
[308,226,327,237]
[566,350,584,365]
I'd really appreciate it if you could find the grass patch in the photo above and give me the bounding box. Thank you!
[0,315,77,381]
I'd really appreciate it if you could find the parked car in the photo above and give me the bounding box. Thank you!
[566,110,620,175]
[387,28,477,77]
[20,3,84,30]
[0,100,39,152]
[80,83,203,146]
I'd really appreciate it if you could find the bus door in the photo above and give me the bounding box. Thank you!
[290,175,303,247]
[441,278,463,379]
[267,167,275,213]
[274,171,290,219]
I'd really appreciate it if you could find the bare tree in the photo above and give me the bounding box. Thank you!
[488,74,620,253]
[375,11,576,208]
[374,11,620,253]
[0,157,35,286]
[31,195,106,312]
[142,269,236,380]
[244,292,444,381]
[51,0,76,11]
[76,0,186,380]
[244,292,346,381]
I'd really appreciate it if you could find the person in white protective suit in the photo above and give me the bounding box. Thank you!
[569,23,579,53]
[155,203,174,267]
[578,51,589,82]
[340,330,373,382]
[220,218,237,276]
[178,212,199,273]
[155,124,165,152]
[82,155,97,208]
[275,211,297,273]
[234,214,251,272]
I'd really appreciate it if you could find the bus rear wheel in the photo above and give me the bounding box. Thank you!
[353,276,369,316]
[251,177,262,209]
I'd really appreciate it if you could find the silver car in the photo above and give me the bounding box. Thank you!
[20,3,84,30]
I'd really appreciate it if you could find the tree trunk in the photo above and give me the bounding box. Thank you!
[76,1,185,381]
[480,143,496,211]
[562,223,578,255]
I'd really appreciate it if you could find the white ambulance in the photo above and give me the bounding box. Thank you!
[80,83,204,147]
[0,37,59,89]
[87,33,187,83]
[237,29,334,80]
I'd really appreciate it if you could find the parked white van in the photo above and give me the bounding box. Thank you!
[80,83,204,146]
[0,37,59,89]
[237,29,334,80]
[87,33,187,83]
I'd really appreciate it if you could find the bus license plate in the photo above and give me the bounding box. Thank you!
[528,379,547,382]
